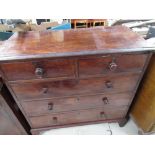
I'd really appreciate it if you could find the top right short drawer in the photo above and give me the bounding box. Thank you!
[79,54,148,77]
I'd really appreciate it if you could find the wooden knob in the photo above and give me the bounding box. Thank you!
[48,103,54,110]
[35,67,44,78]
[100,111,105,118]
[109,62,117,71]
[53,117,58,123]
[102,97,109,105]
[42,87,48,94]
[105,81,113,88]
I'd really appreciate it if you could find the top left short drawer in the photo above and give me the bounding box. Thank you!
[0,59,76,81]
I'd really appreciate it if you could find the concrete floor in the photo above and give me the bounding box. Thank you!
[41,119,139,135]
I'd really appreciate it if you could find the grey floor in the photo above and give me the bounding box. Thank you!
[41,119,139,135]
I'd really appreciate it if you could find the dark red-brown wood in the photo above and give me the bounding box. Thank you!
[0,26,154,62]
[0,26,154,134]
[10,73,140,101]
[79,54,148,77]
[29,106,128,128]
[0,59,75,81]
[21,92,132,117]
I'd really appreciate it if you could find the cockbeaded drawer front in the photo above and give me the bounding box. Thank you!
[29,107,128,128]
[79,54,148,77]
[10,73,139,101]
[0,59,76,81]
[21,93,132,117]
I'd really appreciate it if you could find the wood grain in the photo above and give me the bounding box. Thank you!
[79,54,147,77]
[0,26,153,134]
[1,59,75,81]
[10,73,140,101]
[21,93,132,117]
[131,55,155,133]
[0,26,153,62]
[30,106,128,128]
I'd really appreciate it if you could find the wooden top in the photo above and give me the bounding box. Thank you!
[0,26,154,62]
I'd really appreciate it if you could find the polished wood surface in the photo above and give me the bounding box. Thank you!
[79,54,147,77]
[0,26,153,62]
[29,106,128,128]
[1,59,75,81]
[131,55,155,133]
[22,93,132,117]
[10,73,140,101]
[0,26,153,134]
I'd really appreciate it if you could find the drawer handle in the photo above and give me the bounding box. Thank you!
[109,62,117,71]
[105,81,113,88]
[100,111,105,118]
[102,97,109,105]
[42,87,48,94]
[48,103,54,110]
[35,67,44,78]
[53,117,58,123]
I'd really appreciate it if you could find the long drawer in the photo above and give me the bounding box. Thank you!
[29,107,128,128]
[11,73,140,101]
[79,54,147,77]
[21,93,132,117]
[0,59,76,81]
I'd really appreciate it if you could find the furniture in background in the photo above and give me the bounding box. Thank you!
[89,19,107,27]
[131,55,155,134]
[72,19,88,29]
[36,19,50,25]
[0,26,153,134]
[71,19,107,28]
[130,27,155,134]
[0,79,30,134]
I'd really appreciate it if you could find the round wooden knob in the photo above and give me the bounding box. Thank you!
[53,117,58,123]
[35,67,44,78]
[102,97,109,105]
[105,81,113,88]
[109,62,117,71]
[48,103,54,110]
[100,111,105,118]
[42,87,48,94]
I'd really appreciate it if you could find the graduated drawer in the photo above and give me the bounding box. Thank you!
[11,73,139,101]
[21,93,132,117]
[29,107,128,128]
[79,54,148,77]
[0,59,75,81]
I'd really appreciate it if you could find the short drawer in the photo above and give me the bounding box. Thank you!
[79,54,148,77]
[11,73,140,101]
[0,59,75,81]
[22,93,132,117]
[29,107,128,128]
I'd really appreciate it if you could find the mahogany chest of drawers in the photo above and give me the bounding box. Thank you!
[0,26,154,134]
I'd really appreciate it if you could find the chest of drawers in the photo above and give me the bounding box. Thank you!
[0,26,154,134]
